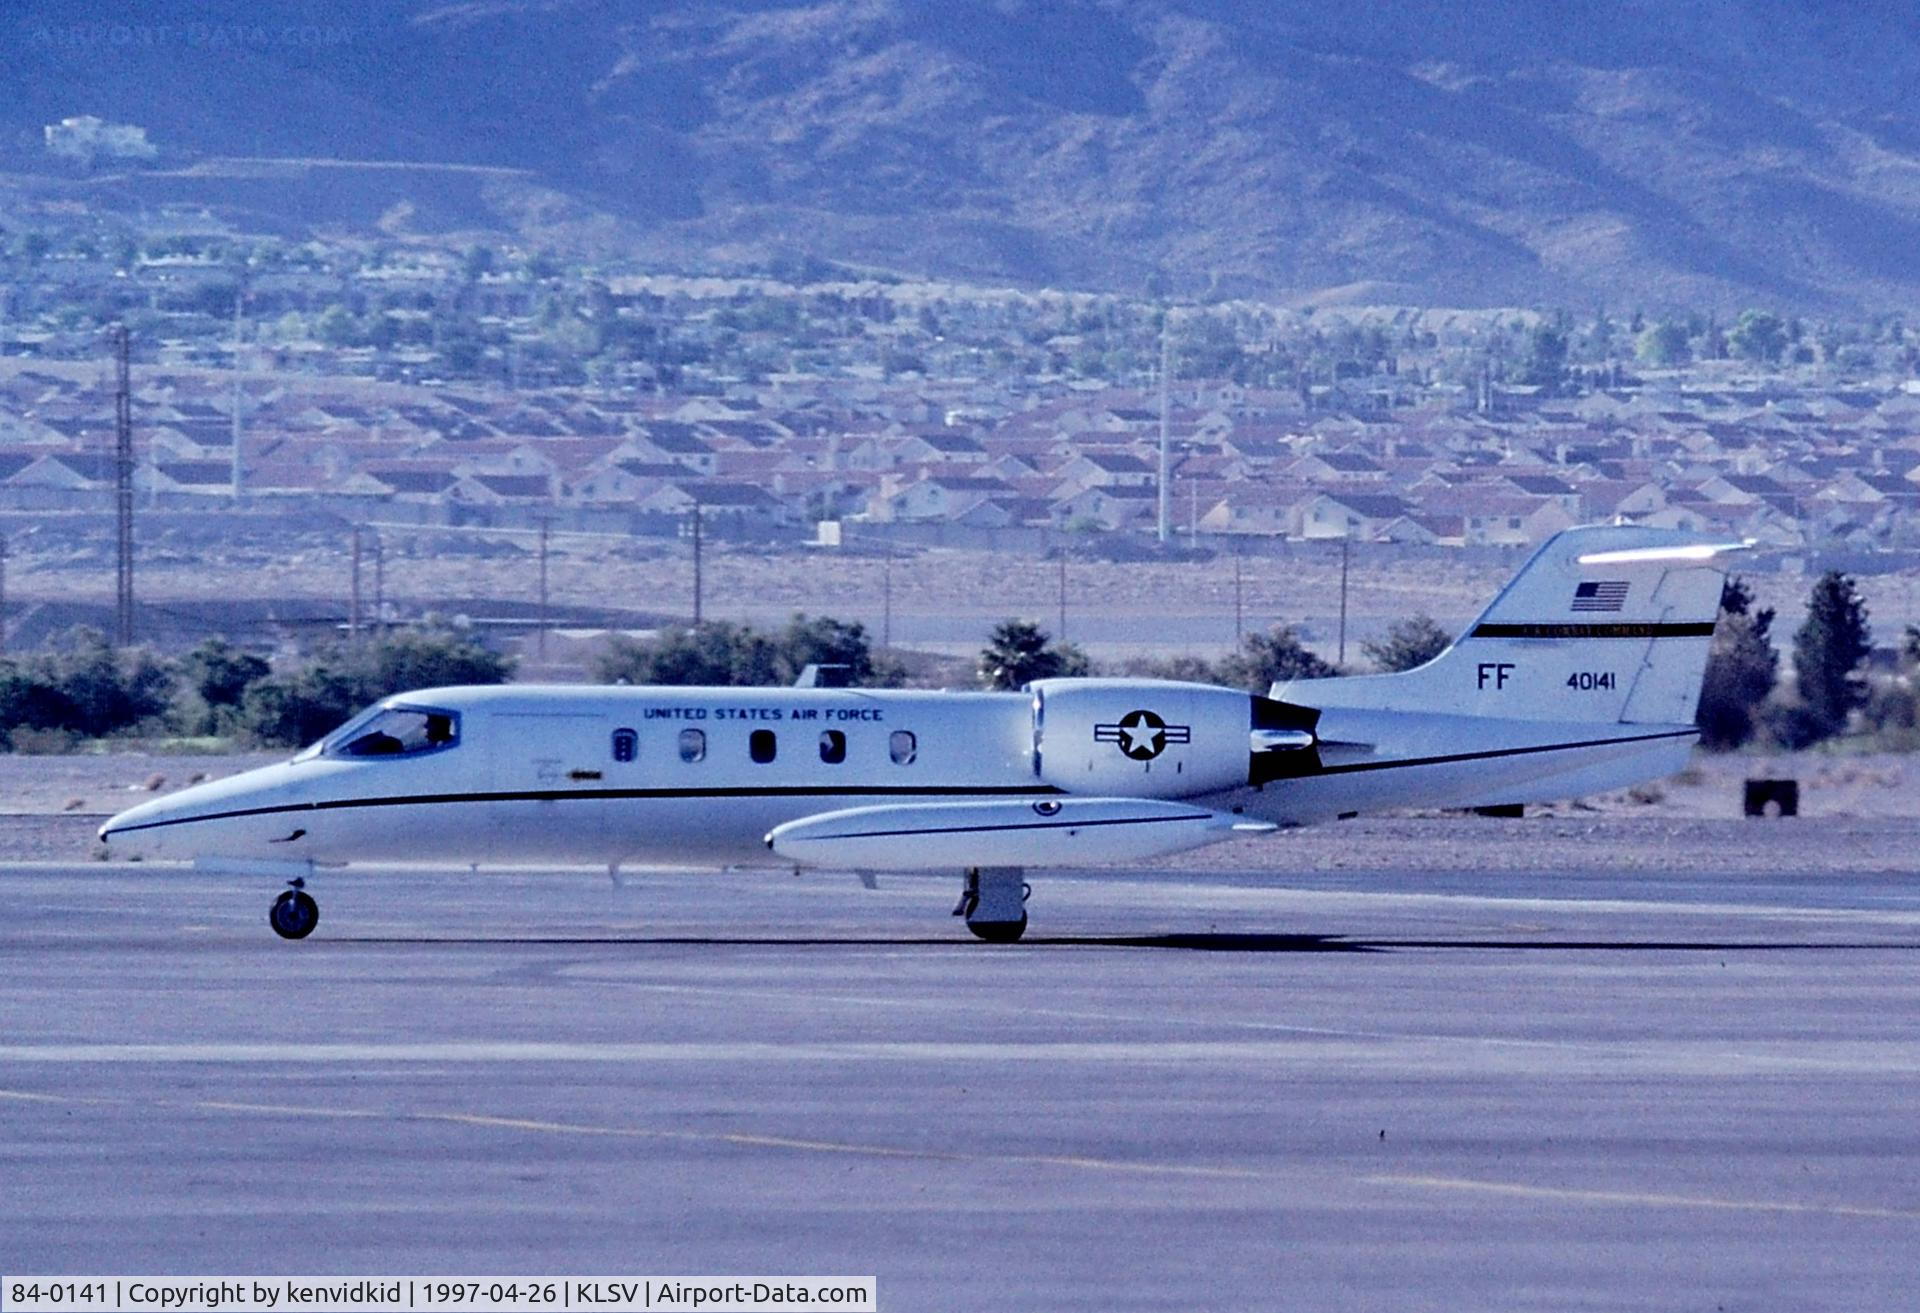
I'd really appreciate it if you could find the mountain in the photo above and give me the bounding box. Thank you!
[7,0,1920,312]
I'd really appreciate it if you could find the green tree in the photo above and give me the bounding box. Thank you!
[0,629,174,742]
[592,622,780,687]
[1696,577,1778,750]
[356,627,513,693]
[1117,654,1220,683]
[1216,625,1337,693]
[315,304,359,348]
[977,620,1089,690]
[1361,615,1452,673]
[181,638,270,709]
[1521,324,1569,392]
[1635,321,1691,367]
[1727,310,1789,364]
[774,614,876,685]
[1792,570,1871,739]
[239,629,513,747]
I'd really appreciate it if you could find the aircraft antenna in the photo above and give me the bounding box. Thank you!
[111,323,134,647]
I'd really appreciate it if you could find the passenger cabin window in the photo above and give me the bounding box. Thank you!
[750,729,777,764]
[819,729,846,764]
[611,728,637,763]
[329,707,459,759]
[678,728,706,763]
[889,730,917,765]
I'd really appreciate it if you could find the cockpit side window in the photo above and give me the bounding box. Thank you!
[326,706,460,759]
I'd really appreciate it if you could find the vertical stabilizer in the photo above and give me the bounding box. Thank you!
[1279,526,1746,725]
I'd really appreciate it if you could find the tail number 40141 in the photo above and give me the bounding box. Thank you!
[1567,671,1616,690]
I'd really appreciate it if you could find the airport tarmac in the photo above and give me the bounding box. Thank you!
[4,833,1920,1311]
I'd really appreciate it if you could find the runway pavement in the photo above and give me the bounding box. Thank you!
[4,848,1920,1311]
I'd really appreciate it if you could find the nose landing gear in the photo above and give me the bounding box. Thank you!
[269,878,320,940]
[954,867,1030,943]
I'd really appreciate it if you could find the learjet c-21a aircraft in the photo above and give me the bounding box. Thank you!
[101,526,1741,942]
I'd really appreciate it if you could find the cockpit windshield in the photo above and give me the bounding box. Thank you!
[315,705,460,760]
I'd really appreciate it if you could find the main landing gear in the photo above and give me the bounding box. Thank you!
[269,877,319,940]
[954,867,1030,943]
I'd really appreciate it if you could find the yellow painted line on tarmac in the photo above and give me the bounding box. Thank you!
[21,1088,1254,1182]
[1370,1173,1920,1220]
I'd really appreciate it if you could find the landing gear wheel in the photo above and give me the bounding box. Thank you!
[966,914,1027,943]
[269,888,319,940]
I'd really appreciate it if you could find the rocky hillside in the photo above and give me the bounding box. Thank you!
[8,0,1920,311]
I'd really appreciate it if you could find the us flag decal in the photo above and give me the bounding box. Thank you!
[1572,580,1629,612]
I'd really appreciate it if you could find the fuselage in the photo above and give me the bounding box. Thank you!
[103,684,1050,868]
[100,678,1699,873]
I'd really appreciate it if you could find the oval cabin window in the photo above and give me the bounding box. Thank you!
[750,729,777,764]
[819,730,846,764]
[889,730,917,766]
[678,728,706,763]
[611,728,637,763]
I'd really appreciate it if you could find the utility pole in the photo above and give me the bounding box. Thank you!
[536,519,550,664]
[230,289,245,499]
[1233,550,1243,641]
[690,502,703,625]
[372,532,385,634]
[1057,551,1067,641]
[111,324,134,647]
[1337,536,1350,667]
[349,524,362,642]
[0,533,8,654]
[1157,311,1172,546]
[881,540,892,649]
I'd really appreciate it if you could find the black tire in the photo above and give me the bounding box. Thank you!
[966,914,1027,944]
[269,889,319,940]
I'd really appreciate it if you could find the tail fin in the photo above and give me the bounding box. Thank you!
[1281,526,1747,725]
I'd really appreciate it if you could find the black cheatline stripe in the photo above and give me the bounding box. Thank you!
[1471,622,1716,639]
[102,784,1066,837]
[790,813,1212,842]
[1313,727,1699,777]
[105,730,1702,838]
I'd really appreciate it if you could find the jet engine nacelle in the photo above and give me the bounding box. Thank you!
[1030,678,1318,799]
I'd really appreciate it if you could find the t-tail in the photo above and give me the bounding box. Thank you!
[1258,526,1748,822]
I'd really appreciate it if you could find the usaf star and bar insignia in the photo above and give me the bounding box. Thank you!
[1094,708,1192,761]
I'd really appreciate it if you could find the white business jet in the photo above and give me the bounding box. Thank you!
[101,525,1739,942]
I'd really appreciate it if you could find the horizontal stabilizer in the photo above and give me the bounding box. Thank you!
[766,798,1271,870]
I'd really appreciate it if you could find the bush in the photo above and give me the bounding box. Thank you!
[237,628,514,748]
[1216,625,1338,693]
[1696,578,1777,750]
[591,615,904,689]
[1361,615,1452,673]
[978,620,1089,690]
[0,629,175,746]
[1792,570,1871,740]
